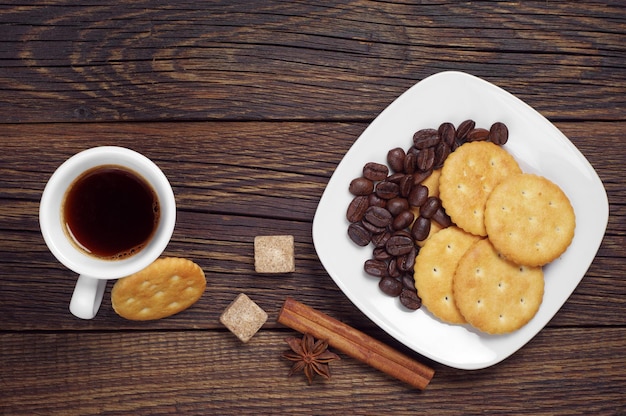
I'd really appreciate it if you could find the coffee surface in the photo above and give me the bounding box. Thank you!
[63,165,159,259]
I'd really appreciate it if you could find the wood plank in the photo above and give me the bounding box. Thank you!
[0,1,624,123]
[1,328,624,415]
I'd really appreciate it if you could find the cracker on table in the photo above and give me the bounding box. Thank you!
[254,235,295,273]
[220,293,268,343]
[453,239,544,334]
[439,141,521,236]
[484,173,575,267]
[413,226,482,324]
[111,257,206,321]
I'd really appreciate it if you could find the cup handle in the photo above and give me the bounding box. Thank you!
[69,275,108,319]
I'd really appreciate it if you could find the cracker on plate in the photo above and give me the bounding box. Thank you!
[485,173,575,267]
[453,239,544,334]
[439,141,521,236]
[414,226,482,324]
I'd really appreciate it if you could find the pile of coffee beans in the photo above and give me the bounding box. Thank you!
[346,120,509,310]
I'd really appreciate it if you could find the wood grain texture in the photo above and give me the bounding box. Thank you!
[1,1,625,414]
[0,1,624,122]
[1,329,624,415]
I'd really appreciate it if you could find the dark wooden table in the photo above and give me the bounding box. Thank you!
[1,2,625,414]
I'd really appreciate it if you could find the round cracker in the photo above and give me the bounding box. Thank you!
[439,141,522,236]
[414,226,482,324]
[453,239,544,334]
[112,257,206,320]
[484,173,575,267]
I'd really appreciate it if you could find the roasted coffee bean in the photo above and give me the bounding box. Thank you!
[466,127,490,142]
[432,206,452,227]
[403,152,417,174]
[413,128,440,149]
[411,169,433,186]
[387,147,406,173]
[397,247,417,271]
[417,147,435,171]
[361,218,387,234]
[398,174,413,197]
[387,172,405,183]
[408,184,429,207]
[364,206,392,227]
[411,216,431,241]
[420,196,441,219]
[379,276,403,297]
[379,276,404,296]
[348,222,371,246]
[364,259,388,278]
[347,195,369,223]
[407,146,420,157]
[489,121,509,145]
[373,246,392,261]
[387,197,409,216]
[375,181,399,199]
[363,162,389,181]
[438,122,456,146]
[349,177,374,196]
[400,288,422,310]
[456,119,476,141]
[392,210,415,230]
[371,230,392,248]
[401,274,416,290]
[368,193,386,208]
[387,258,401,278]
[385,233,414,256]
[434,141,451,169]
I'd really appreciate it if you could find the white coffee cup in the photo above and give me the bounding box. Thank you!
[39,146,176,319]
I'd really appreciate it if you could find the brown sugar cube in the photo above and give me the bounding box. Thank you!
[220,293,268,342]
[254,235,295,273]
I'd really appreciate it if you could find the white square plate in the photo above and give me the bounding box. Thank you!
[312,71,608,370]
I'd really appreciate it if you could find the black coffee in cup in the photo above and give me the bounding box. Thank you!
[62,165,160,259]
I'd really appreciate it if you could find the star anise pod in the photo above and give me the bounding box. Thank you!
[282,333,340,385]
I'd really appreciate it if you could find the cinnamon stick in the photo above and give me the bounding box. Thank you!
[277,297,434,390]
